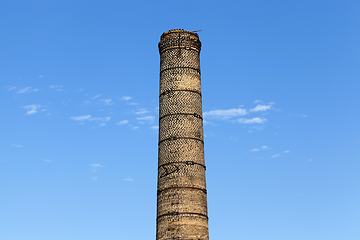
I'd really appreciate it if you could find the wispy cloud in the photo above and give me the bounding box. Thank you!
[128,102,139,105]
[203,101,276,126]
[203,108,247,119]
[49,85,63,91]
[11,144,23,148]
[70,115,110,122]
[288,113,308,117]
[124,178,134,182]
[284,150,290,153]
[43,159,51,162]
[135,108,148,115]
[117,120,129,125]
[7,86,17,91]
[250,104,274,112]
[92,116,110,121]
[250,146,270,152]
[23,105,41,115]
[91,176,98,181]
[91,94,102,99]
[137,116,155,124]
[271,154,280,158]
[151,126,159,130]
[90,163,104,173]
[120,96,138,105]
[237,117,267,124]
[101,99,113,105]
[70,115,91,121]
[91,163,104,168]
[17,87,38,94]
[251,126,265,131]
[121,96,132,101]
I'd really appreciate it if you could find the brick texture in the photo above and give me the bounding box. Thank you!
[157,29,209,240]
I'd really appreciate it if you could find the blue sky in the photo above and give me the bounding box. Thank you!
[1,1,359,239]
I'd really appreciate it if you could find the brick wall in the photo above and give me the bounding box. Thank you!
[157,29,209,240]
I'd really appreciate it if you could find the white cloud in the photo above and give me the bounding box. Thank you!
[203,108,247,119]
[91,163,104,173]
[91,94,102,99]
[49,85,63,91]
[271,154,280,158]
[11,144,23,148]
[124,178,134,182]
[251,126,265,131]
[7,86,17,91]
[137,116,155,124]
[43,159,51,162]
[99,123,106,127]
[70,115,91,121]
[117,120,129,125]
[70,115,110,122]
[91,163,104,168]
[23,105,41,115]
[284,150,290,153]
[251,146,270,152]
[135,108,148,115]
[92,116,111,121]
[101,99,113,105]
[254,100,262,103]
[250,104,274,112]
[121,96,132,101]
[288,113,308,117]
[151,126,159,130]
[17,87,38,94]
[237,117,267,124]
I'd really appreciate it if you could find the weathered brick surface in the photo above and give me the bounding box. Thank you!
[160,68,201,96]
[157,29,209,239]
[159,91,203,118]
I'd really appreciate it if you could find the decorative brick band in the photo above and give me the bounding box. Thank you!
[158,161,206,170]
[158,136,204,145]
[160,66,201,74]
[159,46,200,54]
[160,29,199,38]
[157,186,207,195]
[159,112,202,121]
[157,212,209,221]
[159,89,202,97]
